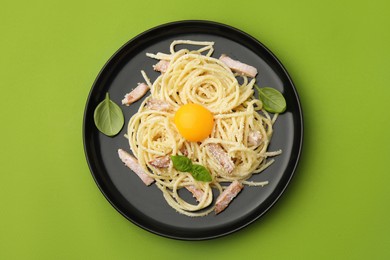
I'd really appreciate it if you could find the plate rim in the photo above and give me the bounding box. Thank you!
[82,19,304,240]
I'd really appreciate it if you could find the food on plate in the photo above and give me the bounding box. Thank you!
[214,180,244,214]
[118,40,284,216]
[118,149,155,186]
[174,103,214,142]
[94,92,124,137]
[219,54,258,78]
[121,82,150,106]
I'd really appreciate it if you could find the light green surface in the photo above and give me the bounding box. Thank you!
[1,0,389,259]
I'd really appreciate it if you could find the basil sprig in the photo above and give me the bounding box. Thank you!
[171,155,212,182]
[255,85,286,113]
[94,92,124,136]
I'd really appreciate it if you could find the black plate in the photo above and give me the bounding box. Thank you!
[83,20,303,240]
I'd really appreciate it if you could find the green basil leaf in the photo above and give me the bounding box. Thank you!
[94,92,124,136]
[171,155,212,182]
[171,155,193,172]
[256,86,287,113]
[190,164,212,182]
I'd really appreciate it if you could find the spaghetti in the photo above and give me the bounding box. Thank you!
[126,40,281,217]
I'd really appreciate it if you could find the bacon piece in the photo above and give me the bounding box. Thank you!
[153,60,170,73]
[146,98,172,111]
[185,185,204,202]
[207,144,234,174]
[149,155,170,168]
[248,130,262,147]
[121,83,150,106]
[219,54,258,78]
[215,181,244,214]
[118,149,155,186]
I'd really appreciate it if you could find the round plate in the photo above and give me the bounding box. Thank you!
[83,20,303,240]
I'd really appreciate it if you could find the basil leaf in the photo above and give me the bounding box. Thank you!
[171,155,193,172]
[171,155,212,182]
[255,86,286,113]
[94,92,124,136]
[190,164,212,182]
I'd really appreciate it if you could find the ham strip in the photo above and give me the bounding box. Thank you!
[146,98,172,111]
[153,60,170,73]
[185,185,204,202]
[121,83,150,106]
[207,144,234,174]
[118,149,155,186]
[149,155,171,168]
[215,181,244,214]
[248,130,262,147]
[219,54,258,78]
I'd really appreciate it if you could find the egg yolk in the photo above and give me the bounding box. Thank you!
[174,103,214,142]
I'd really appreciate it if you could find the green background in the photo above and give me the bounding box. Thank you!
[1,0,389,259]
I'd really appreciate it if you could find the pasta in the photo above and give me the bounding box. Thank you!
[125,40,281,217]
